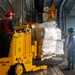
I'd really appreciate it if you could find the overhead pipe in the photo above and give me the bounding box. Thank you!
[2,0,10,10]
[7,0,14,11]
[32,0,35,10]
[25,0,31,12]
[23,0,28,11]
[0,1,9,10]
[59,0,67,30]
[0,5,6,11]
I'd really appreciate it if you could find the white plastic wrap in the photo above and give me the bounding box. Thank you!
[39,21,57,28]
[44,28,61,40]
[56,28,61,40]
[38,21,64,56]
[39,22,51,28]
[42,39,56,55]
[55,40,64,55]
[47,21,57,28]
[44,28,53,39]
[42,39,64,55]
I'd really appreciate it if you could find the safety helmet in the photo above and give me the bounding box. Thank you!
[68,28,74,33]
[6,10,13,16]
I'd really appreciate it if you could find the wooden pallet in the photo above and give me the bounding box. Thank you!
[41,54,56,61]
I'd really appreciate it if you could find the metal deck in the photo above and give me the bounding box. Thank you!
[23,66,64,75]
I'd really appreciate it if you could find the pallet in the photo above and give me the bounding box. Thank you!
[41,54,56,61]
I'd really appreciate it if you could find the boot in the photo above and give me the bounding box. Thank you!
[64,66,71,70]
[71,65,74,69]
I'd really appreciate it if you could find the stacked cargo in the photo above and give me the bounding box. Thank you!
[35,21,64,59]
[41,21,64,56]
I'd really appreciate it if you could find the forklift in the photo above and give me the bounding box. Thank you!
[0,25,47,75]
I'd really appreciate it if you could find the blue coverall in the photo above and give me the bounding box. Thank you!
[67,33,75,68]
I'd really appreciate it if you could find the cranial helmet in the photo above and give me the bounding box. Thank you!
[68,28,74,33]
[6,10,13,16]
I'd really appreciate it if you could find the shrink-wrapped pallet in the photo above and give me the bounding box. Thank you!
[42,39,64,55]
[39,22,51,28]
[35,21,64,59]
[47,21,57,28]
[55,40,64,55]
[44,28,53,39]
[56,28,61,40]
[39,21,57,28]
[42,39,56,55]
[44,28,61,40]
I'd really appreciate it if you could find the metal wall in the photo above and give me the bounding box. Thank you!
[66,16,75,33]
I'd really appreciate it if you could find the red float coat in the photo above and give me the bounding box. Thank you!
[0,18,14,34]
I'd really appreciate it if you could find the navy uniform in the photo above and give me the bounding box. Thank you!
[64,28,75,70]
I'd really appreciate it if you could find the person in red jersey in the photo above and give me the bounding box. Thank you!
[0,10,15,58]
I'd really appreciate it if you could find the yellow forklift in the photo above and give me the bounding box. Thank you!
[0,25,47,75]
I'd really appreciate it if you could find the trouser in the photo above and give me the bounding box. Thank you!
[0,33,12,58]
[67,50,75,68]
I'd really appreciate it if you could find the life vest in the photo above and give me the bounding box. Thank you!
[0,18,12,34]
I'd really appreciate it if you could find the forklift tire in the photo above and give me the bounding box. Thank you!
[8,64,24,75]
[15,64,24,75]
